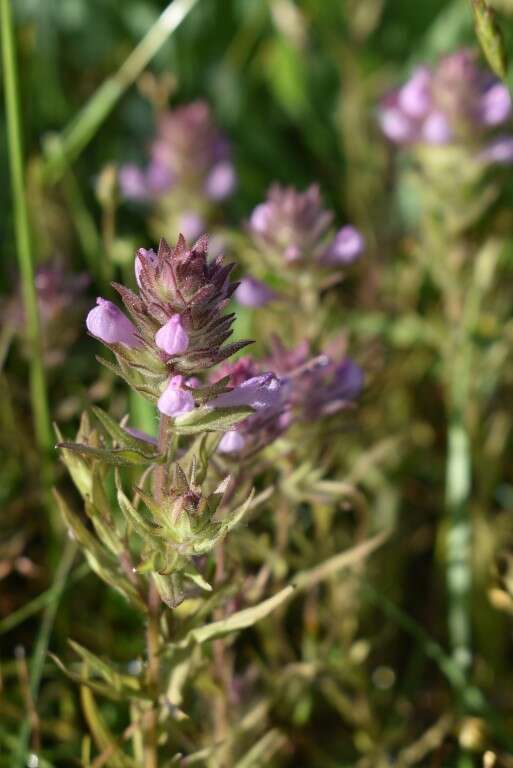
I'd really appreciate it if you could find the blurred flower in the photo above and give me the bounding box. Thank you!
[2,263,90,368]
[265,338,363,422]
[248,184,364,269]
[211,358,290,457]
[379,50,513,162]
[118,101,236,242]
[234,276,277,308]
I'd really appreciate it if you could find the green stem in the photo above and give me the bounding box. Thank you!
[445,373,473,679]
[1,0,52,458]
[43,0,200,181]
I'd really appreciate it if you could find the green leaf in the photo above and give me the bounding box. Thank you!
[153,571,185,608]
[81,684,138,767]
[170,584,295,649]
[115,471,160,540]
[68,640,145,696]
[472,0,508,79]
[58,441,163,466]
[91,406,159,454]
[52,490,144,610]
[174,406,253,435]
[55,423,93,500]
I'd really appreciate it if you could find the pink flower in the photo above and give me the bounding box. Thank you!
[157,376,195,417]
[209,373,282,410]
[323,226,365,265]
[218,430,246,454]
[134,248,157,288]
[155,315,189,355]
[86,298,140,347]
[234,277,276,308]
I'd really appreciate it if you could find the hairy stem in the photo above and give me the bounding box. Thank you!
[144,584,161,768]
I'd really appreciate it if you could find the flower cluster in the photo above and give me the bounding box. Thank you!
[119,101,236,242]
[379,49,513,162]
[3,263,89,367]
[247,183,364,269]
[86,235,251,418]
[211,340,363,458]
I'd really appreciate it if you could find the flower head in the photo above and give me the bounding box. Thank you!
[379,50,513,162]
[86,235,250,410]
[248,184,364,270]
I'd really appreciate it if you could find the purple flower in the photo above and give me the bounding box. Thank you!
[119,165,148,201]
[86,298,141,347]
[481,136,513,164]
[120,101,236,207]
[204,161,236,201]
[480,82,512,126]
[398,67,432,119]
[177,212,205,242]
[421,111,452,144]
[322,226,365,265]
[155,315,189,355]
[146,161,174,194]
[157,375,195,417]
[379,49,513,156]
[248,184,361,270]
[234,277,276,308]
[209,373,282,411]
[218,430,246,454]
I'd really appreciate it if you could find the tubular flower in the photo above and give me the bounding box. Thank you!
[264,339,363,422]
[248,184,364,269]
[86,298,141,347]
[210,359,290,458]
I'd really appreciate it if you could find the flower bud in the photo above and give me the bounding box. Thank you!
[155,315,189,355]
[218,430,246,454]
[157,376,195,417]
[86,298,140,347]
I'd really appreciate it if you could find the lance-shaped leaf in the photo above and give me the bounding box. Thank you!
[81,685,139,767]
[153,571,185,608]
[55,421,93,501]
[58,441,163,467]
[173,405,253,435]
[67,640,146,696]
[91,406,160,455]
[169,584,295,649]
[472,0,507,79]
[115,471,161,540]
[53,490,144,610]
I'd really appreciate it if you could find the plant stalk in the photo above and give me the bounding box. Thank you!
[1,0,53,459]
[43,0,200,181]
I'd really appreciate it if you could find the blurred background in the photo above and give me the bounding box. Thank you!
[3,0,513,766]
